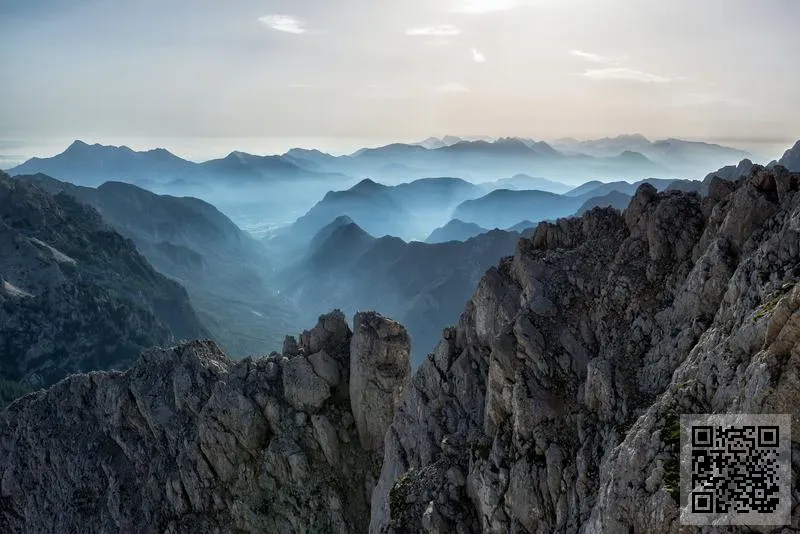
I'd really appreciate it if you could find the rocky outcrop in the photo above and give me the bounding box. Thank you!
[703,157,755,184]
[778,140,800,171]
[350,312,412,451]
[0,310,412,533]
[371,165,800,533]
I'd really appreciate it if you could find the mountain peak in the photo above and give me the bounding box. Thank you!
[615,150,653,163]
[351,178,386,192]
[223,151,258,164]
[66,139,90,151]
[615,133,651,143]
[286,147,330,158]
[331,214,354,225]
[62,140,135,155]
[778,139,800,171]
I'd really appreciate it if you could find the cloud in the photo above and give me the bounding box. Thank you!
[471,48,486,63]
[435,82,470,93]
[258,15,306,34]
[571,49,677,83]
[570,49,624,65]
[583,67,672,83]
[451,0,518,13]
[405,24,462,36]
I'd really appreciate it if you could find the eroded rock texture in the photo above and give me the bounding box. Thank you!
[0,310,411,534]
[371,166,800,533]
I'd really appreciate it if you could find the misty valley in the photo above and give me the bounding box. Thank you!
[0,133,800,532]
[2,135,767,375]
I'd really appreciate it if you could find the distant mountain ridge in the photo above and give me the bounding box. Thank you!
[564,177,705,198]
[279,220,532,363]
[268,177,486,249]
[7,135,751,191]
[551,134,749,171]
[20,174,299,357]
[453,189,578,228]
[425,219,489,243]
[271,175,710,251]
[7,141,349,189]
[8,140,197,187]
[480,173,571,194]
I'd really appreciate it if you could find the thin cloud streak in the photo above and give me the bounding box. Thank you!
[258,15,307,34]
[471,48,486,63]
[570,49,624,65]
[405,24,462,36]
[583,67,672,83]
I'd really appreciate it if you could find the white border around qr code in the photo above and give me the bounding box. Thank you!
[680,414,792,526]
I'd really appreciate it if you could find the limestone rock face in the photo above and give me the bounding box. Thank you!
[350,312,412,452]
[371,166,800,534]
[0,310,411,534]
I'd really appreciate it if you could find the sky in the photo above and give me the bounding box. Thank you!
[1,0,798,161]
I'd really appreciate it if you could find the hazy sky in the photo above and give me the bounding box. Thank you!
[1,0,798,158]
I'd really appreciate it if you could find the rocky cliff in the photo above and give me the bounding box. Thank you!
[0,172,207,389]
[19,173,299,358]
[0,310,411,533]
[371,165,800,533]
[280,223,526,365]
[1,166,799,533]
[779,140,800,171]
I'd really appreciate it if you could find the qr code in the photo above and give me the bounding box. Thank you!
[680,414,791,526]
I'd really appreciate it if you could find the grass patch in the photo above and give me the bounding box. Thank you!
[389,470,413,522]
[754,281,797,321]
[661,413,681,503]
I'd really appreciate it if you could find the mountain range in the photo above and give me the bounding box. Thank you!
[551,134,750,170]
[2,165,798,533]
[266,177,486,249]
[266,175,705,250]
[277,217,534,363]
[5,136,756,236]
[0,171,208,394]
[18,174,299,357]
[7,134,751,193]
[7,141,358,232]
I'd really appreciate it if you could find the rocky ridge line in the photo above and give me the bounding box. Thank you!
[0,310,411,533]
[371,165,800,533]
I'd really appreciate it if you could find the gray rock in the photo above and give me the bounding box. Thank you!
[372,167,800,534]
[282,355,331,412]
[0,312,389,534]
[350,312,412,452]
[309,349,342,387]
